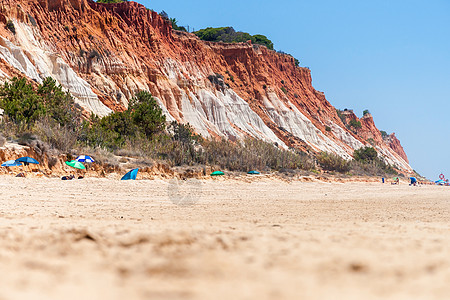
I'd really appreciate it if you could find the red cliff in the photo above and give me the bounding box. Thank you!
[0,0,412,172]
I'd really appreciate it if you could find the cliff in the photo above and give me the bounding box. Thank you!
[0,0,412,172]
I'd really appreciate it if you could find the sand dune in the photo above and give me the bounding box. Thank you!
[0,176,448,299]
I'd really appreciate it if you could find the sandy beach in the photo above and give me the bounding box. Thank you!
[0,176,448,300]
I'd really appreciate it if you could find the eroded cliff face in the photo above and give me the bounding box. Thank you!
[0,0,412,172]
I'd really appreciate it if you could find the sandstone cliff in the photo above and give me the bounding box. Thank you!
[0,0,412,172]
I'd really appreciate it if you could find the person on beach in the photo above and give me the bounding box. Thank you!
[61,174,75,180]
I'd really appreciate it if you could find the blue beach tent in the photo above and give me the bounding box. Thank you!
[121,168,139,180]
[15,157,39,165]
[1,160,22,167]
[247,170,260,175]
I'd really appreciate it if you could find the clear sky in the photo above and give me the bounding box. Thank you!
[138,0,450,180]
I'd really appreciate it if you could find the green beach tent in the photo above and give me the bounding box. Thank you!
[65,160,86,170]
[247,170,260,175]
[210,171,224,176]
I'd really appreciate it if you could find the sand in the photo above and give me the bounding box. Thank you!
[0,175,448,300]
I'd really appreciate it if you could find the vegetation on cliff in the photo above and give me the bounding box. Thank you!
[0,77,398,176]
[0,77,313,172]
[0,77,81,128]
[81,91,166,150]
[194,27,274,50]
[5,20,15,35]
[158,11,188,32]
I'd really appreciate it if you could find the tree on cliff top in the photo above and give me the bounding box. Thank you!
[169,18,187,32]
[194,27,274,50]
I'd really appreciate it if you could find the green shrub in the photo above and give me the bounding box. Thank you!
[5,20,15,34]
[0,77,45,125]
[194,27,274,50]
[380,130,388,138]
[167,121,198,144]
[281,86,287,94]
[353,146,378,163]
[0,76,83,150]
[252,34,274,50]
[37,77,81,129]
[81,91,166,151]
[80,115,126,150]
[349,119,362,129]
[129,91,166,137]
[325,126,331,132]
[363,109,370,116]
[169,18,187,32]
[336,109,346,123]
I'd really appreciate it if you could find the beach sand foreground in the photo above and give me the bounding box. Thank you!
[0,176,448,299]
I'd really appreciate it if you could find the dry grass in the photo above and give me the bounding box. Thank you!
[0,133,5,147]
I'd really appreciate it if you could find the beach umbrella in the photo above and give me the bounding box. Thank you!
[247,170,260,175]
[210,171,224,176]
[121,168,139,180]
[75,155,95,163]
[15,156,39,166]
[65,160,86,170]
[1,160,22,167]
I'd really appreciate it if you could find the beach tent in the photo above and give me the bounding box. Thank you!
[15,156,39,166]
[410,177,417,184]
[75,155,95,163]
[1,160,22,167]
[121,168,139,180]
[210,171,224,176]
[65,160,86,170]
[247,170,260,175]
[435,179,446,185]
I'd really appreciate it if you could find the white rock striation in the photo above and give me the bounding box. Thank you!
[0,21,111,116]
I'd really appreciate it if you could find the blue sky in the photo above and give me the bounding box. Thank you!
[138,0,450,179]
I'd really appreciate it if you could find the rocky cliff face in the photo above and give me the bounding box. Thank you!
[0,0,412,172]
